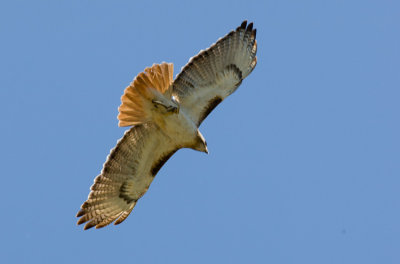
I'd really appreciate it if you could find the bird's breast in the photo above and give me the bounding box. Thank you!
[158,108,197,146]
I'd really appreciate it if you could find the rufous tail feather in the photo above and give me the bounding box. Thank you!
[118,63,174,127]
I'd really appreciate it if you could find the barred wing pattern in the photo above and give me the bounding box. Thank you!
[76,21,257,229]
[172,21,257,126]
[77,123,178,230]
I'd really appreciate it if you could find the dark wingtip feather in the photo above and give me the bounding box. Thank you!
[83,221,96,230]
[247,22,253,31]
[114,219,123,225]
[76,209,86,217]
[252,29,257,38]
[77,216,87,225]
[240,20,247,29]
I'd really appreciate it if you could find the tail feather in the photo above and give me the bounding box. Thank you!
[118,62,174,127]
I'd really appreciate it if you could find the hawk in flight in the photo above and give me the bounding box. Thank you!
[77,21,257,229]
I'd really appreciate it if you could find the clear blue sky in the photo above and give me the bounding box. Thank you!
[1,1,399,263]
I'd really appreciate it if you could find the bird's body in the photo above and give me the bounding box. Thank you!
[77,21,257,229]
[153,103,202,150]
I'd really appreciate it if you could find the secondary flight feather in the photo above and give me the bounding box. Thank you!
[77,21,257,229]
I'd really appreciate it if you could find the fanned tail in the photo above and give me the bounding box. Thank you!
[118,62,174,127]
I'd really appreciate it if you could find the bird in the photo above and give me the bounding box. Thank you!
[76,20,257,230]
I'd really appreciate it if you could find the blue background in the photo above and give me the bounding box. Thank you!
[1,1,399,263]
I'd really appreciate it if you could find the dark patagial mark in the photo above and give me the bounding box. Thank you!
[119,182,137,204]
[151,149,178,176]
[198,96,223,125]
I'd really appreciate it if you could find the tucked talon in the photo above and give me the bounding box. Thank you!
[152,99,179,114]
[167,105,179,114]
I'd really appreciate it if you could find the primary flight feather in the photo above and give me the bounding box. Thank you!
[77,20,257,229]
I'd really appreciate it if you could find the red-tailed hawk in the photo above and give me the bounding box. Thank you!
[77,21,257,229]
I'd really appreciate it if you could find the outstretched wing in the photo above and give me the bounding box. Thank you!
[172,21,257,126]
[76,123,179,229]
